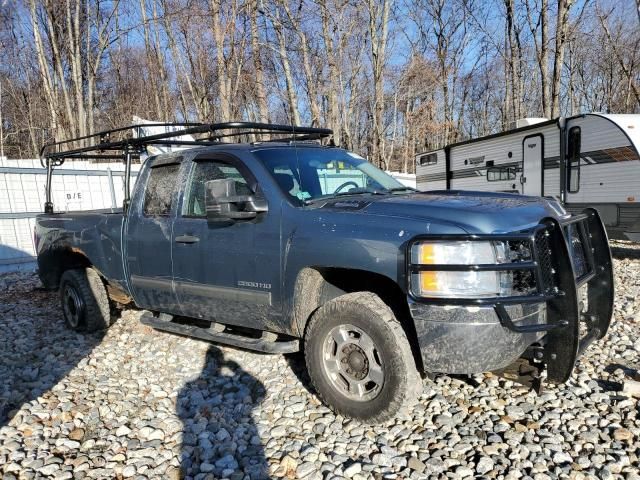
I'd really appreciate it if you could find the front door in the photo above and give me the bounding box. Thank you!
[125,159,183,313]
[522,134,544,196]
[171,155,283,332]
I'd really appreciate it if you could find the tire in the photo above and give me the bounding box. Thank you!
[304,291,421,423]
[59,268,112,332]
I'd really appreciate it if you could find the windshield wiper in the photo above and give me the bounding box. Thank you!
[304,189,387,205]
[334,189,387,197]
[386,186,418,193]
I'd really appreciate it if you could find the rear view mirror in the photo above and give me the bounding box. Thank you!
[205,179,268,222]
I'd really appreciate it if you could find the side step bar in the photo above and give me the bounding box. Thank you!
[140,313,300,354]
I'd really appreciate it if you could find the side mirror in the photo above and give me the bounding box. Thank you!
[205,179,268,222]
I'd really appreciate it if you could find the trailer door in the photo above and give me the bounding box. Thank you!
[522,134,544,196]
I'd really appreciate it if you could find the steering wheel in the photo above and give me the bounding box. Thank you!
[334,181,360,194]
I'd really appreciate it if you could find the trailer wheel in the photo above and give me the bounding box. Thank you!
[59,268,112,332]
[304,291,421,423]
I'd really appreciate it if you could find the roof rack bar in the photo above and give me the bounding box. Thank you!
[64,154,125,159]
[206,130,330,141]
[41,121,332,160]
[40,120,333,213]
[40,122,205,157]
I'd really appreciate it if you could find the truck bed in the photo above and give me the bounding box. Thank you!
[35,209,127,291]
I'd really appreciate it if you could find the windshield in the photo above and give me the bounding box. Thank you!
[253,147,409,203]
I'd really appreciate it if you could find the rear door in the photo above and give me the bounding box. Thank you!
[171,154,283,332]
[522,134,544,196]
[125,157,184,313]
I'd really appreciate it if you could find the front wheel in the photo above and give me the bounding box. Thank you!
[304,292,421,422]
[59,268,112,332]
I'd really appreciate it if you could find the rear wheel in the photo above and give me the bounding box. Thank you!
[304,292,421,422]
[59,268,112,332]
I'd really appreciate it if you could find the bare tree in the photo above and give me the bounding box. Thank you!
[2,0,638,161]
[366,0,391,168]
[551,0,572,117]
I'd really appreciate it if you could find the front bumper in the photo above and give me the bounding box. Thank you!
[410,302,547,374]
[408,208,614,383]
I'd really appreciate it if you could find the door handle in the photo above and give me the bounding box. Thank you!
[175,235,200,244]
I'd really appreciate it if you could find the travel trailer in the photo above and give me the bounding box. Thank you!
[416,114,640,241]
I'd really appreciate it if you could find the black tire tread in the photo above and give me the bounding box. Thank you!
[59,268,112,332]
[304,291,421,423]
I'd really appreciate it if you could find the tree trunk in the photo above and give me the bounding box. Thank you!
[551,0,572,117]
[319,0,342,142]
[210,0,231,121]
[367,0,391,169]
[270,6,301,125]
[250,0,269,123]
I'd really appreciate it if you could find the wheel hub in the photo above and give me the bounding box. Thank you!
[322,324,384,401]
[341,344,369,380]
[63,284,84,328]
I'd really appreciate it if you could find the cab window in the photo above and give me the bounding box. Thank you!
[143,164,180,216]
[183,161,251,217]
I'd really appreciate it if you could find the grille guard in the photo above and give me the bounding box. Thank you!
[545,208,614,383]
[407,208,614,383]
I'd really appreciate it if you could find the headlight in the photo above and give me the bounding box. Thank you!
[410,241,512,298]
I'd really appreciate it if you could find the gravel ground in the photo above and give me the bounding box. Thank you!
[1,241,639,480]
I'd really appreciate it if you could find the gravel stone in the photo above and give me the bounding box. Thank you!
[296,461,316,478]
[343,462,362,477]
[116,425,132,437]
[1,243,639,478]
[476,456,494,474]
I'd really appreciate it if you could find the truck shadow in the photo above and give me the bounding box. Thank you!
[176,345,269,479]
[0,271,105,428]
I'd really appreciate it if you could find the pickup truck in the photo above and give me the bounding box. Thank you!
[35,122,614,422]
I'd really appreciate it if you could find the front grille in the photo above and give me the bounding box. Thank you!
[534,228,556,293]
[501,230,556,296]
[512,270,536,295]
[565,223,589,279]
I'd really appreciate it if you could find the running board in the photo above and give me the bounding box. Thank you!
[139,313,300,354]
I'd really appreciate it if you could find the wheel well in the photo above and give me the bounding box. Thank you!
[39,248,92,289]
[293,267,424,372]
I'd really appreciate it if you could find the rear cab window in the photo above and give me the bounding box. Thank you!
[143,164,180,216]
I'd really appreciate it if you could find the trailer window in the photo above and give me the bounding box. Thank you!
[143,164,180,216]
[567,126,581,193]
[419,153,437,166]
[487,166,516,181]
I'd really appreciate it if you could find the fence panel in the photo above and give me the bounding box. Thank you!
[0,158,139,272]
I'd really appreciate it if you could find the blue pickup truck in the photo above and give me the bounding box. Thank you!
[35,122,614,422]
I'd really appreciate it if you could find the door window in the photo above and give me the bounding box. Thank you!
[183,161,252,217]
[567,127,581,193]
[143,164,180,216]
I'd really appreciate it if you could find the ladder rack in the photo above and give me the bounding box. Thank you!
[40,121,333,213]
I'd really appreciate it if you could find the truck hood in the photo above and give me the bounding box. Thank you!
[320,190,569,234]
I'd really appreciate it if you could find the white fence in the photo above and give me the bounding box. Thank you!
[0,157,139,273]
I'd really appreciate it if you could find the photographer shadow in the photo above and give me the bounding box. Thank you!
[177,345,269,479]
